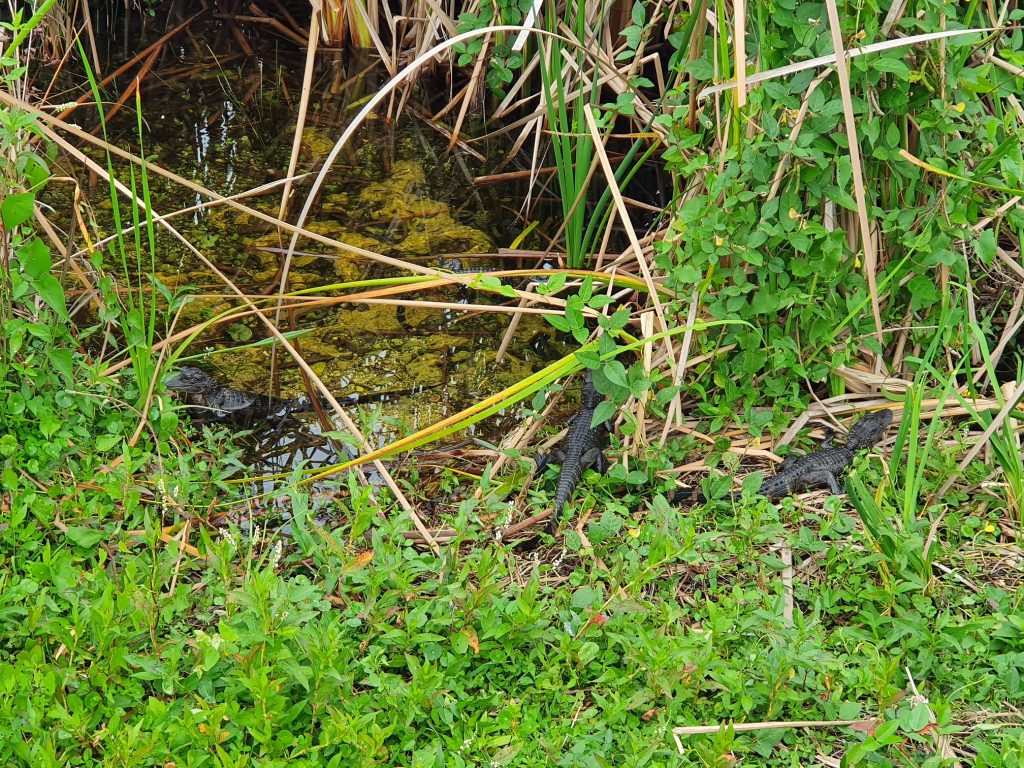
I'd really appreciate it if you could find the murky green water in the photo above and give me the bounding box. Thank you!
[78,33,568,466]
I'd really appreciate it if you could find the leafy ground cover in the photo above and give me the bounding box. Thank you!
[1,360,1022,765]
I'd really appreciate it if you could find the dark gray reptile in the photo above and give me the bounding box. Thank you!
[164,367,307,420]
[437,257,476,273]
[672,408,894,504]
[165,366,436,420]
[535,372,613,532]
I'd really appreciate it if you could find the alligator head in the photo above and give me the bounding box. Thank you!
[164,366,219,396]
[845,408,894,450]
[581,371,602,410]
[165,366,262,416]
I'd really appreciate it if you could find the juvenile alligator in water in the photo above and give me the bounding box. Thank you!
[672,408,894,504]
[437,257,476,274]
[535,371,613,532]
[438,257,556,277]
[165,366,436,420]
[164,367,308,420]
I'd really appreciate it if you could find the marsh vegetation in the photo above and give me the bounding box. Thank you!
[1,0,1023,764]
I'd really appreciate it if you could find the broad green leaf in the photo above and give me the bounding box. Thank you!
[38,409,60,438]
[46,348,73,383]
[873,56,910,79]
[1,192,34,228]
[95,434,121,452]
[571,586,598,608]
[543,272,567,293]
[631,1,645,26]
[17,236,51,279]
[602,360,628,388]
[604,307,630,331]
[66,525,107,548]
[546,314,570,332]
[578,275,594,303]
[740,471,764,496]
[975,229,996,263]
[898,703,933,733]
[31,274,68,318]
[591,400,616,428]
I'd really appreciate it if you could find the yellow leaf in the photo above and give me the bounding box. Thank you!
[345,550,375,572]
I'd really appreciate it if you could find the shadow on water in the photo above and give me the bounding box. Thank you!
[74,11,574,478]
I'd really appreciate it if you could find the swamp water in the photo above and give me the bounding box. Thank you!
[76,33,571,476]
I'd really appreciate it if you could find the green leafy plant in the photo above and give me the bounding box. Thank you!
[78,55,162,403]
[537,3,600,270]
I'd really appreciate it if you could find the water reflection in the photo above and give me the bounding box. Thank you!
[94,31,570,472]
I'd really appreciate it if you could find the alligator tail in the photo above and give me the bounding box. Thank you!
[670,486,708,504]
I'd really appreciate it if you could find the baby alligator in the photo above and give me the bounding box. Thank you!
[672,408,894,504]
[164,367,307,420]
[535,372,613,532]
[165,366,434,421]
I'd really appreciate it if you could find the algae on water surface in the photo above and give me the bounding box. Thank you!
[74,57,567,457]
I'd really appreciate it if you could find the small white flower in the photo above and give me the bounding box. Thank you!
[269,540,283,570]
[220,528,238,551]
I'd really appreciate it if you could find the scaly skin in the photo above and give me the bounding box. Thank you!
[535,372,612,532]
[164,367,302,419]
[673,409,894,504]
[165,367,438,420]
